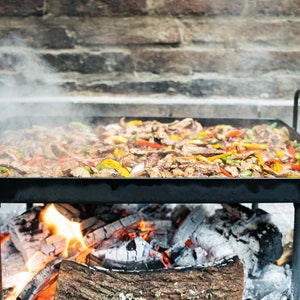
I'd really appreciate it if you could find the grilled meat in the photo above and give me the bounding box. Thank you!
[1,118,300,178]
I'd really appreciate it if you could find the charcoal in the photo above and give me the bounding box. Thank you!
[93,237,158,265]
[252,222,283,269]
[172,205,207,245]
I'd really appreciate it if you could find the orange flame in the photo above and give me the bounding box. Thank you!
[138,220,154,241]
[119,220,155,242]
[40,204,86,257]
[5,272,32,300]
[5,251,52,299]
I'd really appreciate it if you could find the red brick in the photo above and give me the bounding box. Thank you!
[39,27,75,49]
[42,51,134,73]
[292,0,300,15]
[75,17,181,46]
[150,0,244,15]
[0,0,44,16]
[134,49,239,74]
[67,73,292,99]
[134,48,300,75]
[183,19,300,47]
[249,0,295,16]
[47,0,147,16]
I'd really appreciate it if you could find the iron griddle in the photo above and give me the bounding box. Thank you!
[0,116,299,204]
[1,114,300,299]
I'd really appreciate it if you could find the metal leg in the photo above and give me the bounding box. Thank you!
[251,203,258,210]
[292,203,300,300]
[0,205,2,300]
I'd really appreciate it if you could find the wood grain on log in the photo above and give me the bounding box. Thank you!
[55,257,244,300]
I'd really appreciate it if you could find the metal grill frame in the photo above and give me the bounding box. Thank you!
[0,91,300,299]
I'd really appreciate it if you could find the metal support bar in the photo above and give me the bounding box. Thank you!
[291,90,300,300]
[0,206,2,300]
[293,90,300,131]
[292,203,300,300]
[251,203,259,210]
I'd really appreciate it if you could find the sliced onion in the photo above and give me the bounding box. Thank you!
[130,162,145,177]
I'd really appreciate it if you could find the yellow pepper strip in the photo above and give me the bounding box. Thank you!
[54,166,62,176]
[212,143,222,149]
[126,120,143,126]
[181,130,189,139]
[272,160,283,172]
[110,135,128,143]
[215,125,232,129]
[276,150,285,161]
[254,153,264,166]
[207,150,237,162]
[196,154,211,164]
[188,140,203,145]
[97,159,130,178]
[113,148,125,158]
[288,174,300,178]
[169,135,180,140]
[233,142,268,150]
[191,131,209,138]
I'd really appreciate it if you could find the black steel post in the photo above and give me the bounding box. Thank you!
[291,90,300,300]
[251,203,259,210]
[292,203,300,300]
[0,206,2,300]
[293,90,300,131]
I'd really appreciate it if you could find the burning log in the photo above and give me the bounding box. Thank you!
[54,203,81,222]
[8,207,52,271]
[84,213,145,246]
[54,257,244,300]
[277,229,294,266]
[172,205,206,244]
[2,203,288,299]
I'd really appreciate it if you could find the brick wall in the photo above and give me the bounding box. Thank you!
[0,0,299,99]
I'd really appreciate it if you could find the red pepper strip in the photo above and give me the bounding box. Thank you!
[26,155,45,166]
[75,158,98,167]
[219,167,233,177]
[291,164,300,171]
[1,233,10,244]
[225,129,243,138]
[135,139,164,149]
[265,158,284,172]
[288,142,296,162]
[265,158,281,165]
[58,157,71,163]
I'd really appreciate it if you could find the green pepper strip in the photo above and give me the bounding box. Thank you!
[221,157,240,165]
[240,170,253,177]
[1,167,8,173]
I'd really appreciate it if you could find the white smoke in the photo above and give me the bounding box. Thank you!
[0,36,62,99]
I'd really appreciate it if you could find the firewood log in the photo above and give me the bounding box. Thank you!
[54,257,244,300]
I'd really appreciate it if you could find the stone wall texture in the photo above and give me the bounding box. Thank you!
[0,0,299,99]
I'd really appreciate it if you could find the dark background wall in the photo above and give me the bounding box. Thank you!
[0,0,299,99]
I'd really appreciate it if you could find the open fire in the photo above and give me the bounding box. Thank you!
[1,202,292,299]
[40,204,87,258]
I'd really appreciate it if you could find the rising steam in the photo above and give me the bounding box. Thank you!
[0,36,62,99]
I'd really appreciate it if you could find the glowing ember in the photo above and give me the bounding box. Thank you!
[0,233,10,244]
[138,220,154,241]
[119,219,155,242]
[40,204,86,257]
